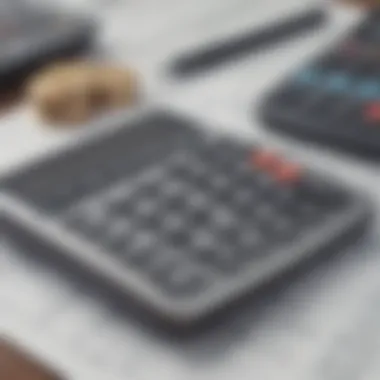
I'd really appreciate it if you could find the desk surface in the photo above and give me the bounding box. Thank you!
[2,2,380,380]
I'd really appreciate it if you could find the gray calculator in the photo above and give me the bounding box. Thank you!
[0,111,372,327]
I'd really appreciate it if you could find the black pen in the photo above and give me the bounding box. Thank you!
[170,8,327,77]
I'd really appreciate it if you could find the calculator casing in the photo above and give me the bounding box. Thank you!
[0,111,372,327]
[260,13,380,158]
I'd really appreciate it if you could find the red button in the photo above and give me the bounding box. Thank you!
[365,103,380,123]
[250,150,302,184]
[274,163,302,184]
[250,150,280,170]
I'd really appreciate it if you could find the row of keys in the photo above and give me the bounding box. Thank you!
[294,67,380,100]
[65,208,211,297]
[268,62,380,130]
[277,83,380,128]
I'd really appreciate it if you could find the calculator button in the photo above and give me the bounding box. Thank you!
[168,229,191,248]
[238,230,263,250]
[250,150,280,170]
[325,72,352,94]
[124,234,157,267]
[232,173,258,194]
[169,162,192,179]
[188,207,212,225]
[163,195,186,212]
[188,171,212,190]
[214,186,235,204]
[211,249,242,272]
[153,264,209,296]
[103,219,134,247]
[364,102,380,123]
[126,249,155,270]
[274,162,302,184]
[271,216,297,238]
[104,237,128,253]
[356,80,380,101]
[294,68,320,85]
[161,214,184,232]
[232,188,256,208]
[138,182,161,199]
[197,247,241,273]
[220,225,241,244]
[208,173,230,191]
[65,208,107,238]
[306,93,346,124]
[274,185,298,204]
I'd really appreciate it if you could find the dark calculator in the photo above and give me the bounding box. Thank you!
[0,111,371,327]
[261,12,380,158]
[0,1,95,87]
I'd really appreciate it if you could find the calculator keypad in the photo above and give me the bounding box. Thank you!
[52,141,345,298]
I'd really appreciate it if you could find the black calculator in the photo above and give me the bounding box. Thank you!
[0,111,371,327]
[261,12,380,158]
[0,1,95,87]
